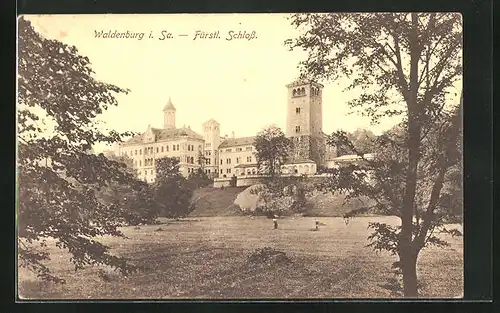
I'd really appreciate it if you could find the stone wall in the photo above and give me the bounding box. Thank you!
[213,175,264,188]
[213,174,328,188]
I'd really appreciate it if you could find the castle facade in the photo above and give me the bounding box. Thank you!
[115,79,338,183]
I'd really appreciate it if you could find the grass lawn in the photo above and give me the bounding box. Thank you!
[18,216,463,299]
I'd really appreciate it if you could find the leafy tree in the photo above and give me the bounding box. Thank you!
[154,157,193,218]
[288,13,462,297]
[17,17,145,282]
[254,126,292,177]
[96,154,160,225]
[345,129,377,155]
[186,167,213,189]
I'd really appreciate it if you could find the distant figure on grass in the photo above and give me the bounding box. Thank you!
[343,213,351,225]
[273,217,278,229]
[315,218,319,231]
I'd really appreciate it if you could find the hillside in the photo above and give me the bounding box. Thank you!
[189,185,376,217]
[188,186,246,217]
[304,191,375,217]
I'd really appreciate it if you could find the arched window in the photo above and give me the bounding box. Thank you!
[301,87,305,95]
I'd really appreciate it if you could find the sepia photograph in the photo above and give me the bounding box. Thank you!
[17,13,463,299]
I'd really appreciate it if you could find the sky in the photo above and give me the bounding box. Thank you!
[23,14,459,153]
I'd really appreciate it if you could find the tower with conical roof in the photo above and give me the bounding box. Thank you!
[163,97,176,129]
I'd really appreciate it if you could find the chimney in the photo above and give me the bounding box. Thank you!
[231,131,235,138]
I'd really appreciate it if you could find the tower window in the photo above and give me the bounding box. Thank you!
[301,87,305,95]
[295,126,301,133]
[296,107,301,114]
[293,89,297,96]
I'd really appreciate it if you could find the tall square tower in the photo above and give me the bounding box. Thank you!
[285,79,326,166]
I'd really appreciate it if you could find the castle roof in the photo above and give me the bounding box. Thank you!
[234,163,258,169]
[286,79,324,89]
[203,118,219,125]
[332,153,375,162]
[218,136,256,148]
[284,158,316,165]
[123,126,203,145]
[163,97,176,111]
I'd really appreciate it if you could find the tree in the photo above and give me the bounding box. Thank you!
[17,17,145,282]
[154,157,193,218]
[348,129,377,154]
[254,126,293,177]
[287,13,462,297]
[186,167,213,189]
[96,154,160,226]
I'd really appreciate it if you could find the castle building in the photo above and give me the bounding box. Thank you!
[285,80,336,168]
[115,79,338,183]
[218,136,258,178]
[202,119,221,177]
[117,98,205,182]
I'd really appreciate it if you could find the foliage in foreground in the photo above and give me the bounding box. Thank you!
[17,17,153,282]
[154,157,194,218]
[287,12,463,296]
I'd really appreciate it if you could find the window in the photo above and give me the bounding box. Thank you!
[140,150,142,155]
[220,169,223,174]
[246,156,252,162]
[156,147,159,153]
[226,158,231,164]
[198,145,202,150]
[226,169,231,174]
[166,145,169,151]
[176,144,180,150]
[236,147,242,152]
[161,146,164,152]
[246,146,252,151]
[205,143,211,147]
[150,170,153,175]
[225,149,232,152]
[220,159,223,165]
[296,107,301,114]
[295,126,301,133]
[236,157,240,164]
[206,158,211,165]
[135,150,137,155]
[139,160,142,166]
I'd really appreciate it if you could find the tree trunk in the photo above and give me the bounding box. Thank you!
[400,13,422,298]
[401,250,419,297]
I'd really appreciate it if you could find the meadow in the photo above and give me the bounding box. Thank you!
[18,216,463,299]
